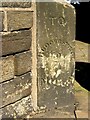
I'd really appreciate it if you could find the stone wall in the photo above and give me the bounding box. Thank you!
[0,2,33,118]
[0,1,75,119]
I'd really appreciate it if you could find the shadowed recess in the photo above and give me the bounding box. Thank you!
[72,2,90,44]
[75,62,90,91]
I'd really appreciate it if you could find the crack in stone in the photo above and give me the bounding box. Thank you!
[74,103,78,120]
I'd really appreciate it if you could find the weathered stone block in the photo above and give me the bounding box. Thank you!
[36,2,75,112]
[0,12,4,31]
[0,2,31,8]
[1,95,33,118]
[1,30,32,56]
[0,56,14,83]
[7,11,33,31]
[75,40,89,63]
[0,72,31,108]
[15,51,32,76]
[0,34,2,57]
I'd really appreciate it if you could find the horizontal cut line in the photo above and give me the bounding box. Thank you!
[0,49,31,57]
[11,27,31,32]
[0,94,31,109]
[0,71,32,85]
[0,7,34,11]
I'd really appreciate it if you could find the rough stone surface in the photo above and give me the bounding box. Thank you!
[0,34,2,57]
[0,72,31,108]
[75,81,89,119]
[0,2,31,8]
[0,56,14,83]
[1,30,32,56]
[75,40,89,63]
[36,2,75,111]
[7,11,33,31]
[32,109,74,118]
[0,95,33,119]
[15,51,32,76]
[0,12,4,31]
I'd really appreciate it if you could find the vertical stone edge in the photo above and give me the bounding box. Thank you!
[88,44,90,119]
[74,5,76,117]
[0,2,2,119]
[3,11,7,31]
[0,1,2,54]
[31,1,38,111]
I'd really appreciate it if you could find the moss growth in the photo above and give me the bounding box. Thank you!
[74,81,88,93]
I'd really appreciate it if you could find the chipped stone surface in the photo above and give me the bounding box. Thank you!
[0,95,33,119]
[1,30,32,56]
[75,81,89,119]
[33,109,74,118]
[75,40,89,63]
[14,51,32,76]
[0,72,31,108]
[0,55,14,83]
[0,2,31,8]
[36,2,75,111]
[7,11,33,31]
